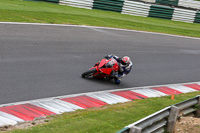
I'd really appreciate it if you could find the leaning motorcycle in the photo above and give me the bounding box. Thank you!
[82,58,119,79]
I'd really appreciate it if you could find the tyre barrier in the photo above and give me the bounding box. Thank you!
[172,8,197,23]
[141,0,200,10]
[59,0,200,24]
[92,0,124,13]
[59,0,94,9]
[148,5,174,20]
[25,0,59,3]
[27,0,200,24]
[122,1,151,17]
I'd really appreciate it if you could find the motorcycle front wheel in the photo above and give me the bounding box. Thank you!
[82,68,97,78]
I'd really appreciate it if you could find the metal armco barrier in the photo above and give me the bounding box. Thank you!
[117,95,200,133]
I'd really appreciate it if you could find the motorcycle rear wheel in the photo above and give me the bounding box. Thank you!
[82,68,97,78]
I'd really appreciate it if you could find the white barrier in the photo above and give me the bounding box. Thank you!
[58,0,199,24]
[140,0,200,10]
[178,0,200,10]
[59,0,94,9]
[141,0,156,3]
[172,8,197,23]
[122,0,151,17]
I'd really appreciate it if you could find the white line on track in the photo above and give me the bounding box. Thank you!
[0,22,200,40]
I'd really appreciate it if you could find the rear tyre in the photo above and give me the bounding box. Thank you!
[82,68,97,78]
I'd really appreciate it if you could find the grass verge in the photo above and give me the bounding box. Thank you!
[0,0,200,38]
[5,91,200,133]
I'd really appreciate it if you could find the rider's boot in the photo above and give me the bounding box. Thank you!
[114,77,121,84]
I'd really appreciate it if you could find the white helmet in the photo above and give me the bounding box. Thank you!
[121,56,131,66]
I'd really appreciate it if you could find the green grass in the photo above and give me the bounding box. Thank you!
[0,0,200,38]
[6,91,200,133]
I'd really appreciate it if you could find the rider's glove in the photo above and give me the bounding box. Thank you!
[117,74,122,78]
[110,71,118,78]
[105,54,113,59]
[120,73,126,78]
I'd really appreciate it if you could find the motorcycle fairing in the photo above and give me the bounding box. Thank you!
[89,58,119,78]
[98,59,107,68]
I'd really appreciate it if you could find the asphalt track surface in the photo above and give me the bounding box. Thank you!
[0,23,200,104]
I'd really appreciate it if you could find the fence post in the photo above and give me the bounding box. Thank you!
[195,96,200,117]
[129,126,142,133]
[166,106,179,132]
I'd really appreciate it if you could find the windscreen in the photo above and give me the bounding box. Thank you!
[105,59,116,68]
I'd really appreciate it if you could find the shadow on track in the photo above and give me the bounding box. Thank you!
[81,76,131,89]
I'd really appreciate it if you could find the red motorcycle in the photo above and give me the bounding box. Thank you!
[82,58,119,79]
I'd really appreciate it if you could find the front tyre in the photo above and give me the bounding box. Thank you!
[82,68,97,78]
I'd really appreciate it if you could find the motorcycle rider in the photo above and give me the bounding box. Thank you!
[105,54,132,84]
